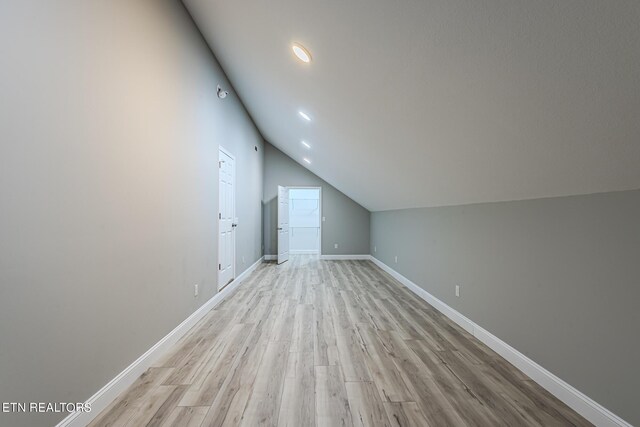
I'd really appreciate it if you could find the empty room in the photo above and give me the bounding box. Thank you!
[1,1,639,426]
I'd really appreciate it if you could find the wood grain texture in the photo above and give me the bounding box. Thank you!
[89,256,591,426]
[345,381,390,427]
[279,351,315,427]
[315,365,352,427]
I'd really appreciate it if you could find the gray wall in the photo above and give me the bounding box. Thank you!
[0,1,263,426]
[263,143,370,256]
[371,189,640,425]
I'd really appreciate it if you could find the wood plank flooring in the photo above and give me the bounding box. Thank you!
[89,256,591,426]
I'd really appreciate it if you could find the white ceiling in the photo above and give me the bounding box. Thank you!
[183,0,640,211]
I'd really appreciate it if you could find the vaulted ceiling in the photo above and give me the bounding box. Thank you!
[183,0,640,211]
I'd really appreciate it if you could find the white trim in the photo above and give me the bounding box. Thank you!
[368,255,632,427]
[369,256,474,334]
[320,254,370,260]
[56,256,264,427]
[264,254,277,261]
[290,250,319,254]
[217,144,235,160]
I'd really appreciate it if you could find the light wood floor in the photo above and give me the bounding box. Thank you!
[90,256,590,427]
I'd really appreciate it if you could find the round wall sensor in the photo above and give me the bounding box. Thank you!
[217,84,229,99]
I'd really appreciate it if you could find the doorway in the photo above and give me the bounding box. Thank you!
[218,146,236,289]
[288,187,321,255]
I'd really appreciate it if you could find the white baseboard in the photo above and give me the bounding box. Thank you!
[290,250,319,254]
[266,254,368,260]
[320,254,370,260]
[267,254,369,260]
[368,255,631,427]
[56,256,264,427]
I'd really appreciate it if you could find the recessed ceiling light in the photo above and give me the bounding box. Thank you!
[298,111,311,121]
[301,141,311,149]
[292,43,311,63]
[303,158,311,164]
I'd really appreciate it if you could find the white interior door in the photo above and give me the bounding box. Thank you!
[218,148,235,289]
[277,185,290,264]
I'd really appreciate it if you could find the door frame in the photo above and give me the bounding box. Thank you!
[286,186,322,256]
[218,145,236,290]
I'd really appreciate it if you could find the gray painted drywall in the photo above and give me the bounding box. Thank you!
[263,143,370,256]
[371,189,640,425]
[0,1,263,426]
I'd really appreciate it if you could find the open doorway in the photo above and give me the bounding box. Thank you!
[288,187,321,255]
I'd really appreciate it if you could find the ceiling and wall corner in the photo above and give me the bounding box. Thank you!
[263,142,370,256]
[182,0,640,211]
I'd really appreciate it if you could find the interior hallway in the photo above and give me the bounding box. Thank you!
[89,256,590,426]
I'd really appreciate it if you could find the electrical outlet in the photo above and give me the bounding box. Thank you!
[322,216,326,222]
[394,255,398,263]
[455,285,460,297]
[334,243,338,249]
[374,246,377,252]
[194,284,199,297]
